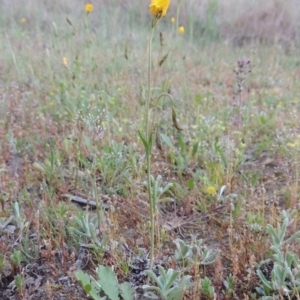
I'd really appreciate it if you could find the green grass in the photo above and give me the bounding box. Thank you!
[1,0,300,299]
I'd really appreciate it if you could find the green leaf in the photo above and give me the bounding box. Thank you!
[75,270,89,287]
[165,269,180,291]
[214,142,227,169]
[259,115,267,125]
[285,232,300,245]
[256,270,272,292]
[158,266,167,285]
[168,278,192,300]
[167,287,184,300]
[187,178,194,189]
[266,224,280,247]
[119,282,134,300]
[97,266,119,300]
[143,291,160,299]
[160,133,174,148]
[158,197,174,204]
[145,270,161,286]
[138,130,150,155]
[192,142,199,157]
[278,218,288,243]
[148,131,154,155]
[177,134,186,153]
[74,270,103,300]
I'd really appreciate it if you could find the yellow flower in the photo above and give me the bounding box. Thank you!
[178,26,185,34]
[287,142,296,149]
[62,57,68,66]
[21,18,26,24]
[206,186,217,196]
[171,17,175,23]
[85,3,93,13]
[149,0,170,17]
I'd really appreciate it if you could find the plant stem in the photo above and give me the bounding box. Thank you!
[146,27,155,270]
[146,28,154,141]
[147,145,155,270]
[92,167,102,235]
[176,0,182,42]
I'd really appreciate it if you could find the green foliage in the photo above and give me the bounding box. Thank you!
[143,265,192,300]
[138,130,154,156]
[0,215,14,232]
[68,212,108,251]
[200,277,216,299]
[149,175,174,205]
[174,235,217,267]
[94,141,133,195]
[165,133,190,179]
[75,266,134,300]
[10,250,22,268]
[159,132,174,149]
[75,270,104,300]
[20,230,39,262]
[34,148,62,187]
[119,282,135,300]
[97,265,119,300]
[256,211,300,298]
[14,273,25,296]
[0,254,4,273]
[223,274,235,297]
[267,211,300,250]
[12,202,26,233]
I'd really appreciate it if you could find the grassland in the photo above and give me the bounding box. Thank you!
[1,0,300,299]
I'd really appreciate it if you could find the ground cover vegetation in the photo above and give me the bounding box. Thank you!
[1,0,300,299]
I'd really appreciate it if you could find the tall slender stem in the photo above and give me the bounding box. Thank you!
[147,144,155,270]
[146,28,154,141]
[146,27,155,270]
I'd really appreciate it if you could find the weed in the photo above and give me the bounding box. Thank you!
[68,212,108,251]
[10,250,22,273]
[174,235,217,269]
[255,211,300,298]
[75,265,134,300]
[200,277,216,299]
[143,265,192,300]
[14,273,25,297]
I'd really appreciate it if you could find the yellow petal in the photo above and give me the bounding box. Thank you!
[85,3,93,13]
[149,0,170,17]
